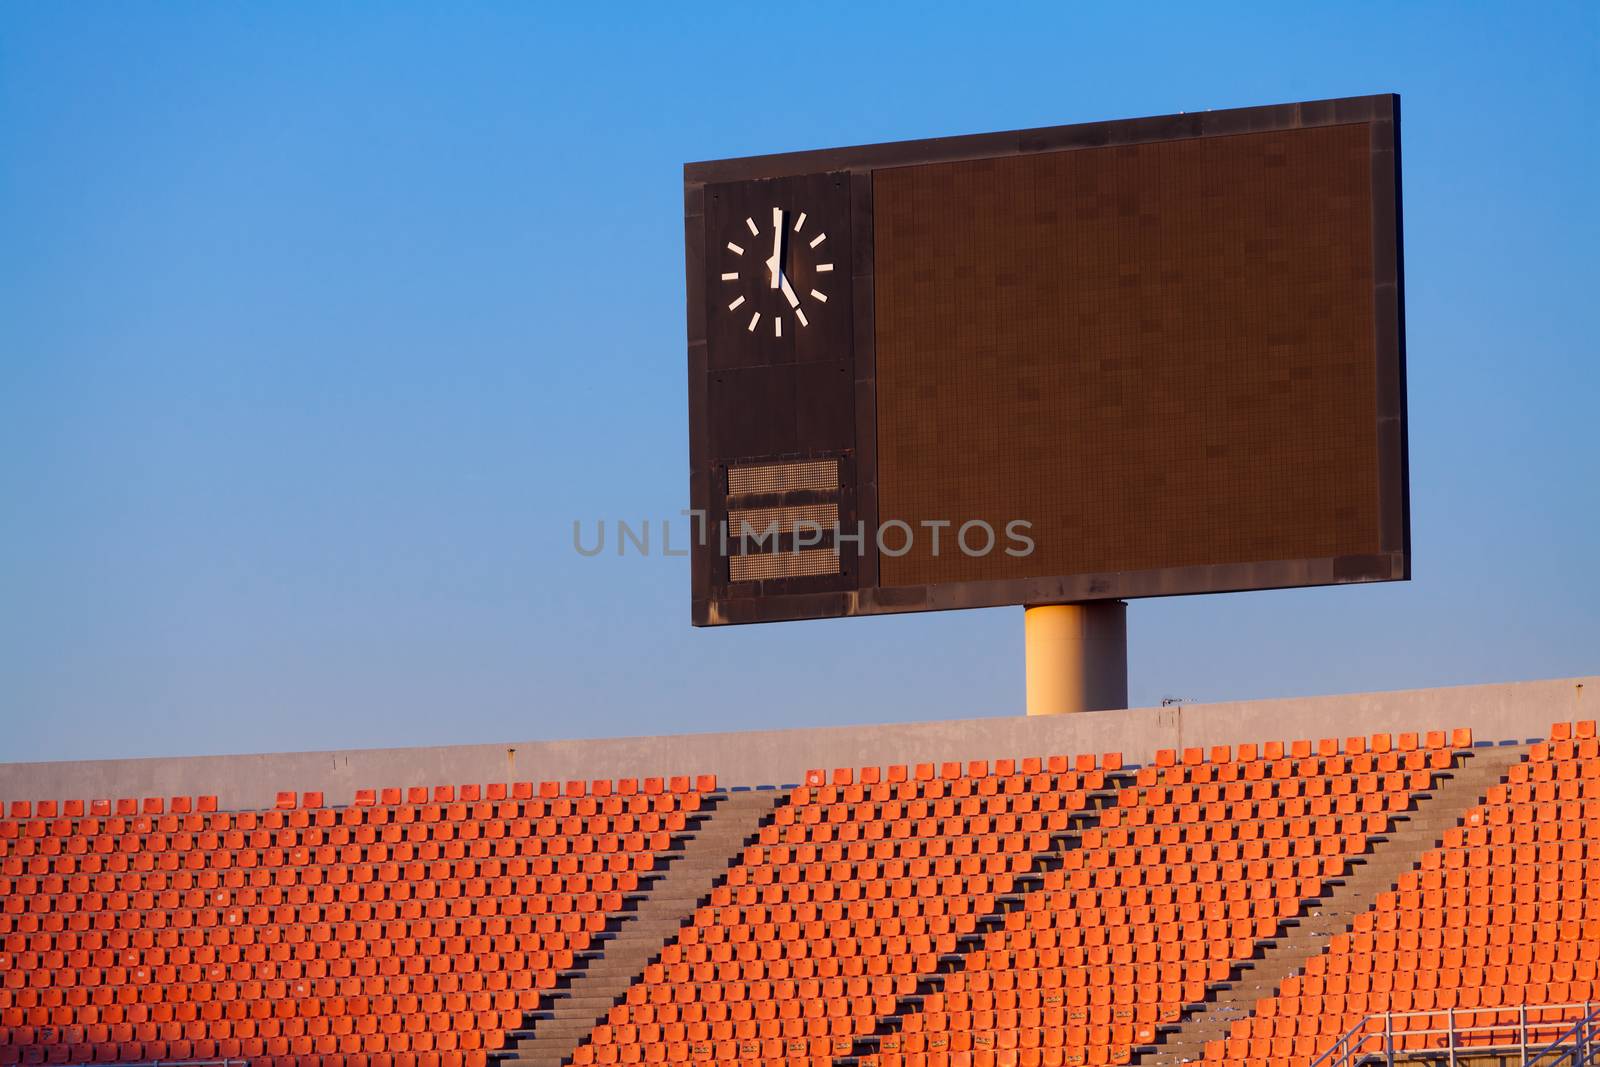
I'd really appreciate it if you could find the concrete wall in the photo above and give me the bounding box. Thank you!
[1,675,1592,811]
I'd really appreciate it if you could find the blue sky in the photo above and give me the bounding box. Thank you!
[2,3,1595,763]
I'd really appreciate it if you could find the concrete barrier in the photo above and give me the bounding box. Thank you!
[1,675,1592,811]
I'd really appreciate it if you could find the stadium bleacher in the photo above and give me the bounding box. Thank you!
[2,715,1597,1067]
[577,756,1119,1066]
[1202,721,1600,1067]
[0,776,717,1067]
[915,732,1465,1067]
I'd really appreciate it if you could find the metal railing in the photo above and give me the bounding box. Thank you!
[1310,1002,1599,1066]
[1527,1004,1600,1066]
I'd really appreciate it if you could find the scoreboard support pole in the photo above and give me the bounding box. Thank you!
[1024,602,1128,715]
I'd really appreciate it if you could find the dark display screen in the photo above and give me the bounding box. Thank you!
[874,123,1381,587]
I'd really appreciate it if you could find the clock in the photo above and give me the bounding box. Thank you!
[697,170,854,458]
[701,171,851,374]
[719,204,835,338]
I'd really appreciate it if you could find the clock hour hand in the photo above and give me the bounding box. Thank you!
[767,206,783,289]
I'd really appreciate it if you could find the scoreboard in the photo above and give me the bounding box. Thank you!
[685,95,1407,626]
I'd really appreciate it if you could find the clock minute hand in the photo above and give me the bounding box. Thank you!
[768,207,783,289]
[779,275,800,309]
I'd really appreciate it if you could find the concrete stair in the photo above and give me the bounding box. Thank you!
[491,788,783,1067]
[1132,742,1530,1067]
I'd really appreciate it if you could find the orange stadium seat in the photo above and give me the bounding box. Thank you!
[0,775,714,1067]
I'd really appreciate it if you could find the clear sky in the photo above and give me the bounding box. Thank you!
[2,3,1595,764]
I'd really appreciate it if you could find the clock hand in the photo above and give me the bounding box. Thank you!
[779,275,800,309]
[768,207,783,289]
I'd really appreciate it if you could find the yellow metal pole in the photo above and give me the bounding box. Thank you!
[1024,601,1128,715]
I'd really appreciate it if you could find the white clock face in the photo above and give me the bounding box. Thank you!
[721,205,834,338]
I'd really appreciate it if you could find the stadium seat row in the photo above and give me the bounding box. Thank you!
[0,775,720,824]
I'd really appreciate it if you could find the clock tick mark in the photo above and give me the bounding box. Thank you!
[774,317,782,338]
[810,290,828,303]
[815,263,834,273]
[793,212,807,232]
[795,308,809,327]
[728,295,745,311]
[721,272,738,281]
[747,311,761,332]
[745,217,759,236]
[727,242,744,255]
[809,233,826,249]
